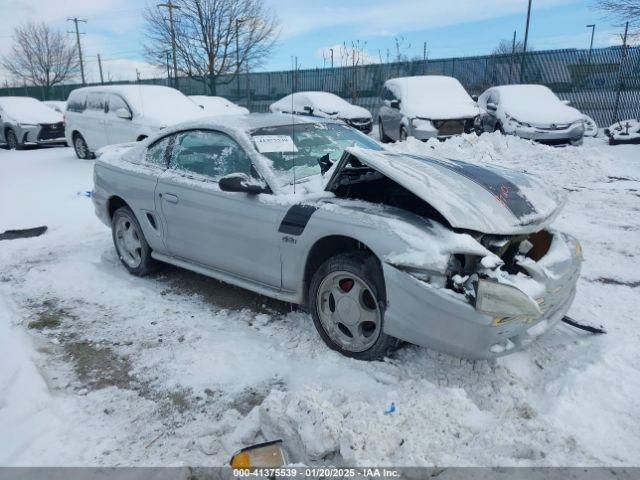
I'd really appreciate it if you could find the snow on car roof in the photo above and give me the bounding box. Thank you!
[489,84,559,103]
[68,85,206,124]
[0,96,63,123]
[271,91,353,110]
[385,75,478,119]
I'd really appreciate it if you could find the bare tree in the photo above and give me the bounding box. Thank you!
[143,0,279,95]
[1,22,79,96]
[492,38,528,55]
[596,0,640,31]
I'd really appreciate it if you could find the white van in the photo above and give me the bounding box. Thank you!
[65,85,207,159]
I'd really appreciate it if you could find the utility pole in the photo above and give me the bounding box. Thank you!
[330,48,334,68]
[423,42,427,74]
[165,50,171,86]
[509,30,517,83]
[235,18,245,99]
[521,0,532,82]
[158,1,180,89]
[97,54,104,84]
[613,22,629,122]
[67,17,86,84]
[586,24,596,71]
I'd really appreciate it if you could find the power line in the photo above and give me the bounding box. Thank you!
[67,17,87,85]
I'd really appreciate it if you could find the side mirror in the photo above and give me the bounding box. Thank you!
[303,105,314,115]
[561,99,571,106]
[219,173,269,194]
[390,100,400,110]
[486,102,497,112]
[116,107,132,119]
[230,440,287,469]
[471,94,479,102]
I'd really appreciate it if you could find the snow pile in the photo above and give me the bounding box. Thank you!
[389,132,616,190]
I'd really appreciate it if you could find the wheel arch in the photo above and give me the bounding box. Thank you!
[303,235,386,306]
[107,195,130,219]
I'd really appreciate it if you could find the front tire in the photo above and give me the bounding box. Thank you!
[378,118,391,143]
[111,206,157,276]
[309,252,398,360]
[73,133,92,160]
[6,129,20,150]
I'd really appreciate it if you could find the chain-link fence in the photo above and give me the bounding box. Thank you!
[2,46,638,126]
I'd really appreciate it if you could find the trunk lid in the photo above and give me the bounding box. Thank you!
[325,148,564,234]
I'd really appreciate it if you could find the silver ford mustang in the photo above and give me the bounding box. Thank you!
[92,114,582,360]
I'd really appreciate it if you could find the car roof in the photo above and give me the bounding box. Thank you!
[69,84,178,97]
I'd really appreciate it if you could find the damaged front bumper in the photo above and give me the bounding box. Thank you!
[382,231,582,359]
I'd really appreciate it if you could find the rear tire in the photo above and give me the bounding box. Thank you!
[309,251,398,360]
[378,118,391,143]
[111,206,157,276]
[495,122,505,134]
[73,133,93,160]
[6,129,20,150]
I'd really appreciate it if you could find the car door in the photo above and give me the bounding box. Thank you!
[156,129,283,288]
[83,92,109,150]
[105,94,135,145]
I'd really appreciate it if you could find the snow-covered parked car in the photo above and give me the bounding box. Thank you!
[269,92,373,133]
[189,95,249,115]
[43,100,67,114]
[477,85,585,146]
[92,113,582,360]
[605,119,640,145]
[0,96,66,150]
[65,85,207,159]
[377,75,480,142]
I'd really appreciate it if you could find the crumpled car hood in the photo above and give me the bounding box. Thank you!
[328,148,565,234]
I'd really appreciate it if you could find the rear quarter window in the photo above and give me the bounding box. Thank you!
[67,92,87,113]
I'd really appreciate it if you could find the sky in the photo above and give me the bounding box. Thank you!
[0,0,632,85]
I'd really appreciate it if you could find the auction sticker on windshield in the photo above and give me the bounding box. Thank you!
[253,135,298,153]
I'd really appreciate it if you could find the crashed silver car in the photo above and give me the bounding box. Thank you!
[93,114,582,360]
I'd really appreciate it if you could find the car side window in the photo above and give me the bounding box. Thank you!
[86,93,105,112]
[67,94,86,113]
[145,136,172,167]
[169,130,253,180]
[107,94,129,115]
[383,87,396,101]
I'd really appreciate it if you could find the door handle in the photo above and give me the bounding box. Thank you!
[163,193,179,204]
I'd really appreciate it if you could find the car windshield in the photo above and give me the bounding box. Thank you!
[250,122,382,184]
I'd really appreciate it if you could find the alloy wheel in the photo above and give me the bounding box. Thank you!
[114,216,143,268]
[316,271,381,353]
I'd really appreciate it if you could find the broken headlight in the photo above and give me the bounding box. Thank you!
[475,279,541,317]
[505,114,531,128]
[411,118,436,131]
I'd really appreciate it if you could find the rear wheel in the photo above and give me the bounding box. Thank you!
[309,252,398,360]
[5,129,19,150]
[111,206,157,276]
[378,118,391,143]
[73,133,92,159]
[495,122,505,134]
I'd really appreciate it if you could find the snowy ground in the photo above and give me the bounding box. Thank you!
[1,133,639,467]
